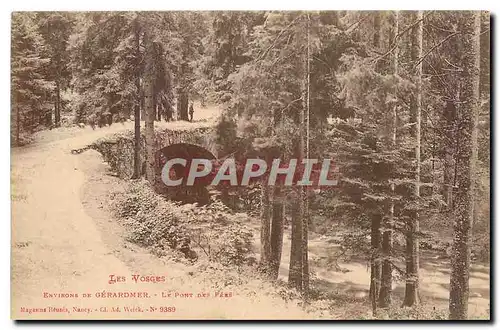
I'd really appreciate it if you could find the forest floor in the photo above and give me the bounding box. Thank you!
[11,103,490,320]
[247,222,490,319]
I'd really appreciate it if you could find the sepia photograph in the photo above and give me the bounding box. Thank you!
[10,10,490,321]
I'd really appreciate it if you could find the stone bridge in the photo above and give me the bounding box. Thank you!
[90,124,218,193]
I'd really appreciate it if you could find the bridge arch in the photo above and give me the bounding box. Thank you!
[156,143,217,204]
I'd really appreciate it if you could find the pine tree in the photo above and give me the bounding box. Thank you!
[68,12,134,126]
[259,177,272,275]
[133,13,142,179]
[449,10,481,320]
[301,12,311,295]
[369,11,383,312]
[403,10,423,307]
[330,11,417,314]
[197,12,262,104]
[143,25,155,184]
[36,12,74,127]
[270,186,285,280]
[289,12,312,293]
[158,12,206,121]
[11,12,53,145]
[379,10,399,308]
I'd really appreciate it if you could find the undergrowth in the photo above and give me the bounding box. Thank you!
[110,180,254,266]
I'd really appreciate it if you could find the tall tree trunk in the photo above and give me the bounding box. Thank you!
[288,13,310,292]
[133,15,142,179]
[444,145,454,208]
[449,10,480,320]
[53,102,57,128]
[16,103,20,145]
[373,11,382,72]
[289,192,303,289]
[177,87,189,121]
[302,194,309,294]
[370,11,383,313]
[31,107,35,132]
[143,28,155,184]
[301,12,311,296]
[379,10,399,308]
[444,85,460,209]
[403,10,423,307]
[177,60,189,121]
[443,98,457,209]
[260,177,272,275]
[265,104,284,280]
[288,117,307,291]
[370,213,382,312]
[54,79,61,127]
[270,187,284,280]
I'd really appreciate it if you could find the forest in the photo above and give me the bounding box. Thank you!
[11,11,490,320]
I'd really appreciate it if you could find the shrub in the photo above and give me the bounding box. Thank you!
[111,180,195,259]
[112,181,253,266]
[182,200,254,266]
[375,306,448,320]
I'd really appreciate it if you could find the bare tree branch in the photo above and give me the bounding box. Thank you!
[255,14,303,63]
[413,32,460,69]
[372,11,433,64]
[345,13,370,34]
